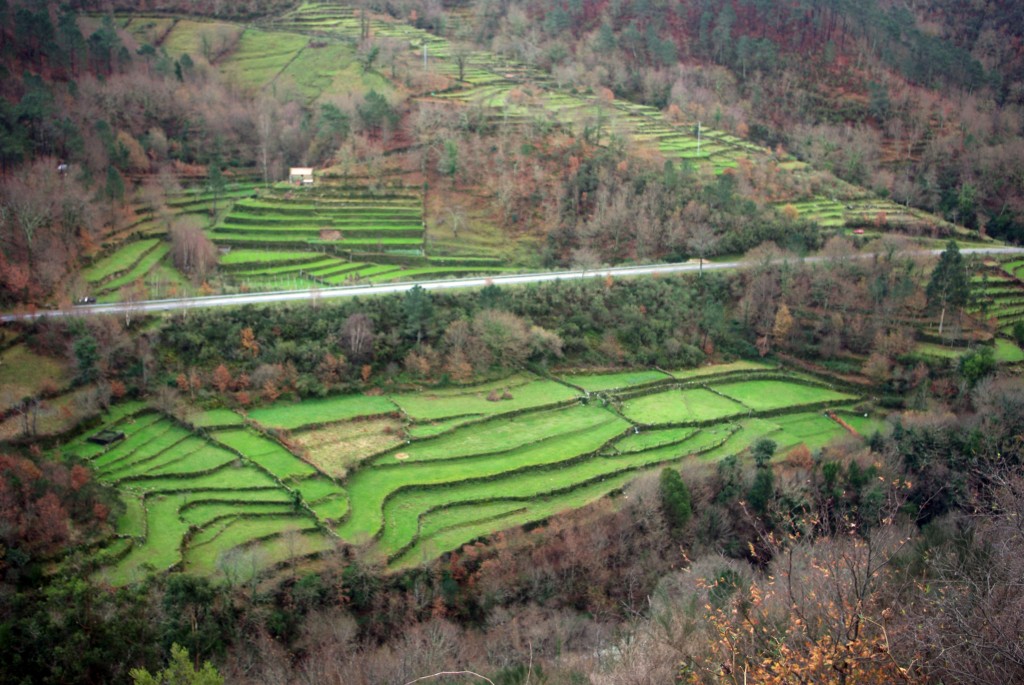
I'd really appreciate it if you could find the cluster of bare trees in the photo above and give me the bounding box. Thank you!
[168,217,218,284]
[0,158,99,303]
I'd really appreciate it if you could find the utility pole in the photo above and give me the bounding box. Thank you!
[696,120,701,156]
[423,43,427,69]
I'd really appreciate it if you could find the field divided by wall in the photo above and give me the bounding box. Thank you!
[72,361,872,583]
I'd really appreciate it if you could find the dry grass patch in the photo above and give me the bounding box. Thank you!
[295,418,405,478]
[0,345,70,411]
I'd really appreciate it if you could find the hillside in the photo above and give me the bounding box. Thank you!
[3,2,1024,685]
[4,0,1020,308]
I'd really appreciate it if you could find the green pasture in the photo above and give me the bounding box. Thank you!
[390,378,579,421]
[563,369,672,392]
[990,304,1024,320]
[189,408,245,428]
[293,475,345,504]
[116,492,146,538]
[83,239,161,284]
[389,476,637,568]
[834,409,890,438]
[371,404,612,465]
[126,462,280,491]
[183,515,322,575]
[230,261,333,278]
[284,43,391,102]
[913,342,966,360]
[247,393,398,430]
[613,426,698,453]
[90,417,179,471]
[163,20,243,58]
[383,423,736,564]
[995,339,1024,363]
[621,387,747,425]
[307,494,349,521]
[139,444,239,478]
[103,435,211,480]
[407,416,477,439]
[669,360,776,379]
[209,528,336,577]
[219,29,308,90]
[770,412,850,452]
[713,380,856,412]
[78,363,879,581]
[220,249,326,266]
[96,495,188,583]
[211,429,317,479]
[180,499,295,527]
[100,245,172,294]
[335,411,629,542]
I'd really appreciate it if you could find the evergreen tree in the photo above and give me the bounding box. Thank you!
[403,284,433,344]
[104,164,125,204]
[749,439,776,515]
[926,241,970,336]
[130,644,222,685]
[752,438,777,468]
[748,467,775,516]
[659,467,692,533]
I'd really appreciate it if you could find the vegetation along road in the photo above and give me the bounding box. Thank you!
[2,247,1022,323]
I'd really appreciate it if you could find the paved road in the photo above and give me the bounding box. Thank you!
[3,246,1022,323]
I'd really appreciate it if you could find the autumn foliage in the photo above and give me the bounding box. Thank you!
[0,451,117,577]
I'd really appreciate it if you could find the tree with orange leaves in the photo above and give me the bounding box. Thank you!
[240,327,259,358]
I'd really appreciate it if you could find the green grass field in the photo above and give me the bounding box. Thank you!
[562,369,672,392]
[913,342,965,359]
[211,429,318,479]
[994,338,1024,363]
[621,388,748,425]
[218,29,308,90]
[613,426,698,453]
[371,404,611,465]
[770,412,850,452]
[247,394,398,430]
[390,378,579,421]
[76,367,870,581]
[83,239,161,284]
[713,380,856,412]
[670,360,776,379]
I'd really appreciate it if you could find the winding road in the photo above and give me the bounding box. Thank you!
[2,246,1022,323]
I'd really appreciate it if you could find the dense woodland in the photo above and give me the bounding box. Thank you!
[2,0,1024,683]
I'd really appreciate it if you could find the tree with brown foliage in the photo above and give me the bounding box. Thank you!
[169,216,219,284]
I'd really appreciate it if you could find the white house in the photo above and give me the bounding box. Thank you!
[289,167,314,186]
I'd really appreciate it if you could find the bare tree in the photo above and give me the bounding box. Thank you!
[169,216,218,283]
[341,313,375,362]
[686,223,719,276]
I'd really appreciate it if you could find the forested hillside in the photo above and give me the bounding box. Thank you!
[443,0,1024,242]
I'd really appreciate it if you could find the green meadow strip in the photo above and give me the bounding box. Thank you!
[247,394,398,430]
[335,412,630,542]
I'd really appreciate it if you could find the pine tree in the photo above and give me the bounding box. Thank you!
[926,241,970,336]
[659,467,692,533]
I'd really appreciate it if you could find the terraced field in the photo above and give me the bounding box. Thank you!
[80,182,260,302]
[260,0,958,236]
[73,362,873,583]
[969,259,1024,336]
[213,187,509,287]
